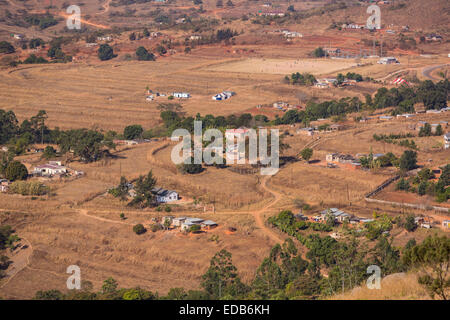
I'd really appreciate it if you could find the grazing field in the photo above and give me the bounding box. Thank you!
[0,209,276,299]
[205,58,359,76]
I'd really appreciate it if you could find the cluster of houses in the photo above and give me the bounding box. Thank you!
[314,77,357,89]
[146,91,191,101]
[277,30,303,39]
[161,216,218,232]
[307,208,374,225]
[212,91,235,101]
[325,152,384,170]
[297,124,343,136]
[326,153,363,170]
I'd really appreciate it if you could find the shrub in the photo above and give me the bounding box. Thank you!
[136,46,155,61]
[0,41,15,54]
[98,44,115,61]
[9,181,49,195]
[133,224,146,235]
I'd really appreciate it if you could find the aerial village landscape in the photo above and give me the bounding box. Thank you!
[0,0,448,303]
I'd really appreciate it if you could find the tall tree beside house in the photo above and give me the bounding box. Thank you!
[313,47,326,58]
[5,161,28,181]
[109,176,130,201]
[127,170,157,208]
[399,150,417,171]
[123,124,143,140]
[42,146,57,159]
[57,129,109,163]
[30,110,48,144]
[419,123,432,137]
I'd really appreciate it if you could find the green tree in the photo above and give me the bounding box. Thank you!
[127,170,157,208]
[101,277,118,294]
[133,223,146,235]
[313,47,326,58]
[98,44,115,61]
[201,249,248,299]
[300,148,313,163]
[402,235,450,300]
[399,150,417,171]
[123,124,143,140]
[0,41,15,54]
[136,46,155,61]
[404,215,417,232]
[42,146,57,159]
[5,161,28,181]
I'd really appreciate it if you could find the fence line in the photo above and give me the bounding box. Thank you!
[364,175,450,213]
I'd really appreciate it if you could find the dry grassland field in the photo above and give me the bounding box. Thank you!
[0,0,449,305]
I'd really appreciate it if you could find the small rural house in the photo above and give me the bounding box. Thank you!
[0,179,10,193]
[444,133,450,149]
[152,188,179,203]
[201,220,218,229]
[320,208,352,223]
[172,217,187,227]
[326,153,356,164]
[443,220,450,229]
[33,162,67,176]
[173,92,190,99]
[377,57,399,64]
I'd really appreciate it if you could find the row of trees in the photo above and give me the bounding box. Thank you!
[396,165,450,202]
[0,109,114,163]
[31,232,450,300]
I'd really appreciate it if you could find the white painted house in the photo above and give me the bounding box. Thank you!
[378,57,399,64]
[152,187,179,203]
[33,162,67,176]
[444,133,450,149]
[173,92,190,99]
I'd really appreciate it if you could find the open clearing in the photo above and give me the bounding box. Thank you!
[205,58,358,76]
